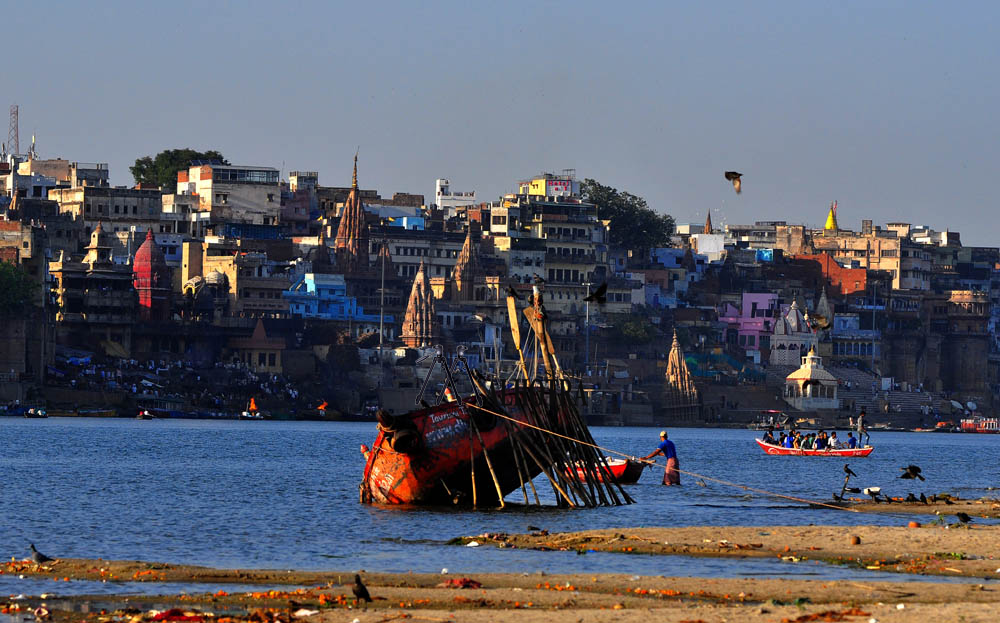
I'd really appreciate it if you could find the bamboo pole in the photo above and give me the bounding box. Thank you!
[470,416,505,508]
[469,419,477,508]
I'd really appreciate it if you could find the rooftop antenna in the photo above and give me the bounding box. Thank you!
[8,104,18,156]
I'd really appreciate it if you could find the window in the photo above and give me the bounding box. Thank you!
[268,353,276,366]
[258,353,266,365]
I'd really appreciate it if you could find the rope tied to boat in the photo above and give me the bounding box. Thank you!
[466,400,869,514]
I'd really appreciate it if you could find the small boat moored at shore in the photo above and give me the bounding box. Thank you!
[568,457,646,484]
[755,438,874,457]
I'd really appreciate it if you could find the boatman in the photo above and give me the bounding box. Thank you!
[643,430,681,486]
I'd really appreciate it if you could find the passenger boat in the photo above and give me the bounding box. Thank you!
[960,416,1000,434]
[568,457,645,484]
[755,438,874,456]
[360,288,634,509]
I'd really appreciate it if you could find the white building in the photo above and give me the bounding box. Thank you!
[435,178,476,218]
[783,348,839,410]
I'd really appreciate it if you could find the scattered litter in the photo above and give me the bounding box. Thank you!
[896,603,905,610]
[437,578,482,589]
[466,541,480,547]
[441,568,449,574]
[292,609,319,617]
[630,575,640,581]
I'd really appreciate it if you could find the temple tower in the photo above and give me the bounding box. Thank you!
[333,154,369,273]
[663,330,700,420]
[452,227,480,301]
[401,260,437,347]
[132,229,172,323]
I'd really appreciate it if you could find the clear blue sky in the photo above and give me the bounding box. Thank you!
[7,1,999,245]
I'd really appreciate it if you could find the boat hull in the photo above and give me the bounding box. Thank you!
[755,438,874,457]
[569,458,644,484]
[362,388,556,506]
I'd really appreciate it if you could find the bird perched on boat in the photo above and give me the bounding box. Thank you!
[29,544,54,564]
[863,487,882,503]
[956,512,972,525]
[920,493,928,504]
[899,465,925,481]
[505,284,523,300]
[724,171,742,194]
[843,464,858,478]
[353,574,372,603]
[845,487,862,494]
[583,282,608,305]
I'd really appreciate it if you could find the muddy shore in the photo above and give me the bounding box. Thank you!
[5,524,1000,623]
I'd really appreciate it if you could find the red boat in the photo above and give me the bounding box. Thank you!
[755,438,874,457]
[568,457,645,484]
[960,417,1000,433]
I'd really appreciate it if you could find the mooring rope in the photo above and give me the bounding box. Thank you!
[471,400,864,514]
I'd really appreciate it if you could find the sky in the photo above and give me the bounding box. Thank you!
[5,1,999,245]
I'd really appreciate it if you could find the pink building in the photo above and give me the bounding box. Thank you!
[720,293,780,362]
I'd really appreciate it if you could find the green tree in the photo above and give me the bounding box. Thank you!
[130,148,229,191]
[580,179,674,256]
[0,261,38,316]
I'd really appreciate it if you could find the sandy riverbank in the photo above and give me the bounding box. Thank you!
[5,525,1000,622]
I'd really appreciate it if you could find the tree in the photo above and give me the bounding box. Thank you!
[130,149,229,191]
[580,179,674,257]
[0,261,37,316]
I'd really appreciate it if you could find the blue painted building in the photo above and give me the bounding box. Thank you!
[284,274,393,337]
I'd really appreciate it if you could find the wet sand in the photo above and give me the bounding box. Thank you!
[5,524,1000,622]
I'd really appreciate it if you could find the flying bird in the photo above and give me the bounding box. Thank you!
[583,282,608,305]
[843,464,858,478]
[30,544,54,564]
[956,512,972,525]
[724,171,742,194]
[505,284,523,300]
[353,574,372,603]
[899,465,925,481]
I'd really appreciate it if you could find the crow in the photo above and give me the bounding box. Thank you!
[353,574,372,603]
[905,493,917,503]
[956,512,972,525]
[583,282,608,305]
[844,464,858,478]
[30,544,54,564]
[724,171,742,194]
[899,465,925,481]
[532,273,545,284]
[863,487,882,503]
[920,493,928,504]
[505,284,523,300]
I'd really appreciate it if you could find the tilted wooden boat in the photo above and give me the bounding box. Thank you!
[755,438,874,457]
[568,457,645,484]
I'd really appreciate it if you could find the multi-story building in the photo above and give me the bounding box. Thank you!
[176,162,280,225]
[435,178,476,218]
[48,186,163,234]
[284,273,394,339]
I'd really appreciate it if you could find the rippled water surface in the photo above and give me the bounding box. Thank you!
[3,419,998,576]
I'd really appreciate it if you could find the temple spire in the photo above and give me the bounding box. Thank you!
[704,212,713,234]
[334,153,369,272]
[352,151,358,190]
[824,200,839,231]
[401,260,437,347]
[452,227,480,301]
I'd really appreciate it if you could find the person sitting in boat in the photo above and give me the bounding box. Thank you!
[802,433,815,450]
[828,431,841,449]
[814,431,827,450]
[778,432,787,446]
[783,432,795,449]
[846,431,858,449]
[762,427,776,445]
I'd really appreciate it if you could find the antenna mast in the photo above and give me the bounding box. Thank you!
[8,105,18,156]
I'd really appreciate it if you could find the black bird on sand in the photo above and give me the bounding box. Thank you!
[844,464,858,478]
[899,465,925,481]
[944,498,955,505]
[724,171,743,194]
[527,525,542,531]
[920,493,928,504]
[905,493,918,503]
[353,574,372,603]
[845,487,862,494]
[956,512,973,525]
[505,284,523,300]
[583,282,608,305]
[863,487,882,503]
[30,544,54,564]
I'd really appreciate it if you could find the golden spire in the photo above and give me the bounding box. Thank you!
[352,151,358,190]
[824,200,839,231]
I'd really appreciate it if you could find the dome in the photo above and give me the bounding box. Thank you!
[205,270,227,286]
[134,229,166,270]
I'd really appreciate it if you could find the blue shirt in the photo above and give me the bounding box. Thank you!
[783,436,794,448]
[657,439,677,460]
[847,436,858,449]
[815,437,826,450]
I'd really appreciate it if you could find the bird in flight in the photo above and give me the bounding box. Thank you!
[583,282,608,305]
[843,464,858,478]
[30,544,54,564]
[899,465,925,481]
[353,574,372,603]
[724,171,742,194]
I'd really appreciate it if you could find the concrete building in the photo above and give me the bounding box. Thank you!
[435,178,476,218]
[48,186,163,234]
[284,273,394,338]
[177,162,280,225]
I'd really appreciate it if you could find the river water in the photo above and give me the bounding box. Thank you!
[2,418,998,585]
